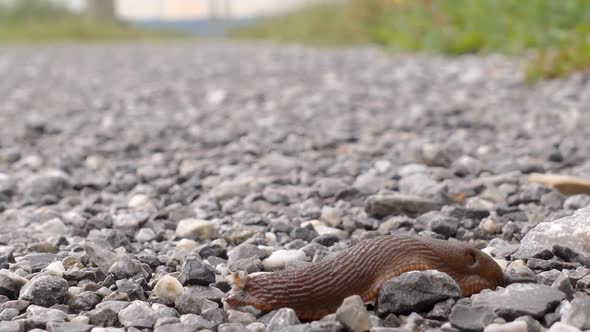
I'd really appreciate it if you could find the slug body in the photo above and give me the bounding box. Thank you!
[224,235,504,320]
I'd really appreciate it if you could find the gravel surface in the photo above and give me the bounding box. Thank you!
[0,42,589,332]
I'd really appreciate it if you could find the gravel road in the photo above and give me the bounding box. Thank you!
[0,42,589,332]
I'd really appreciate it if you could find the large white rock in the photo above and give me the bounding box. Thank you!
[514,206,590,258]
[262,250,306,271]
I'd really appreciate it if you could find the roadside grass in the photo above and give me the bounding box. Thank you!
[231,0,590,81]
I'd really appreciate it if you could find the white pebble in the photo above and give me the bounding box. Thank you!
[176,239,198,250]
[547,322,581,332]
[71,315,90,324]
[128,194,151,209]
[320,207,342,227]
[135,228,156,242]
[175,219,219,240]
[262,250,307,271]
[484,320,528,332]
[67,286,81,300]
[44,261,66,277]
[153,275,184,301]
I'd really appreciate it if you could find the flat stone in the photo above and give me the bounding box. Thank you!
[46,322,94,332]
[528,173,590,195]
[483,320,528,332]
[376,270,461,315]
[547,322,582,332]
[471,283,565,319]
[449,304,497,332]
[365,194,441,218]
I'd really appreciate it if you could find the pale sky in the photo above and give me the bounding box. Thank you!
[64,0,317,19]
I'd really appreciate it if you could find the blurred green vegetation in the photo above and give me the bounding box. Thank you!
[231,0,590,81]
[0,0,183,43]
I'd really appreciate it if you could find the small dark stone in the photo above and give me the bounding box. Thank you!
[290,225,319,242]
[67,291,100,313]
[115,279,146,301]
[383,313,401,327]
[197,243,227,260]
[449,304,497,332]
[85,307,118,326]
[178,256,216,286]
[551,273,574,301]
[444,206,490,220]
[426,298,455,320]
[107,255,149,280]
[0,274,22,298]
[313,234,340,247]
[527,258,580,271]
[553,244,590,267]
[376,270,461,316]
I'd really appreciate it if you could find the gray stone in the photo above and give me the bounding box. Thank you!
[309,320,344,332]
[365,194,441,218]
[19,275,68,307]
[376,270,461,315]
[218,322,250,332]
[449,304,497,332]
[85,307,118,327]
[0,308,19,321]
[267,308,300,331]
[117,300,158,328]
[561,297,590,330]
[83,242,117,272]
[514,206,590,258]
[564,195,590,210]
[551,273,574,300]
[26,304,67,325]
[0,321,25,332]
[68,291,101,313]
[0,273,24,298]
[174,286,219,315]
[22,171,70,200]
[46,322,94,332]
[471,283,566,319]
[23,253,59,272]
[107,254,149,280]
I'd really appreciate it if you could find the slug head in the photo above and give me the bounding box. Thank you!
[425,238,504,296]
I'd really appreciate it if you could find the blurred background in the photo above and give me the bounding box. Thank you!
[1,0,589,81]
